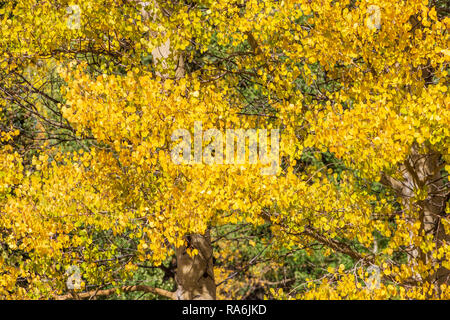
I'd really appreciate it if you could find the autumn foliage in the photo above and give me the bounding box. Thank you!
[0,0,449,299]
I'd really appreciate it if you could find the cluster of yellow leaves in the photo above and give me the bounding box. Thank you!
[300,267,450,300]
[0,0,448,299]
[0,0,171,70]
[0,130,23,196]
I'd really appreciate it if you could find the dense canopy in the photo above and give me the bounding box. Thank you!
[0,0,449,300]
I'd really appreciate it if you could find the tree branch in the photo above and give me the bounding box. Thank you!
[54,285,176,300]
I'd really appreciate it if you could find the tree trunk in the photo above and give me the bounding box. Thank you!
[381,146,449,294]
[140,0,216,300]
[175,230,216,300]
